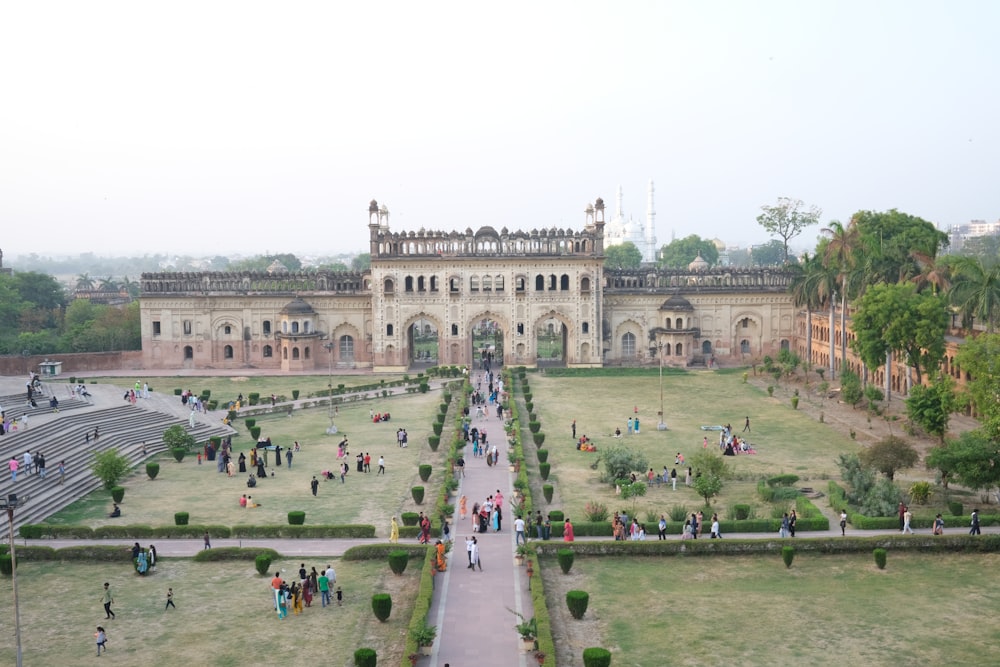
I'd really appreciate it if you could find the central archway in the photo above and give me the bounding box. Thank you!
[471,317,504,370]
[405,315,441,370]
[535,313,569,367]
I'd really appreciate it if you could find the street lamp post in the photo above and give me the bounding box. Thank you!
[1,493,23,667]
[322,341,338,435]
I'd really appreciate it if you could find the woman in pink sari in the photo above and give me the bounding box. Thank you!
[563,518,575,542]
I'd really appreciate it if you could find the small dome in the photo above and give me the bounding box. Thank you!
[266,259,289,274]
[688,254,709,271]
[280,298,315,315]
[659,294,694,311]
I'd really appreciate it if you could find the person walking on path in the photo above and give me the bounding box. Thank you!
[165,588,176,610]
[203,531,211,549]
[898,503,906,532]
[658,514,667,540]
[563,518,575,542]
[102,583,116,619]
[470,536,483,571]
[514,515,526,546]
[465,536,474,568]
[840,509,848,536]
[902,508,914,534]
[970,509,981,535]
[390,516,399,543]
[311,476,319,496]
[743,416,751,433]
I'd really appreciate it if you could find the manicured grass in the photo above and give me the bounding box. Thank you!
[526,371,860,521]
[542,552,1000,665]
[46,388,446,533]
[0,557,419,667]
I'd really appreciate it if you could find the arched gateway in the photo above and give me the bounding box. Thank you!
[138,198,798,371]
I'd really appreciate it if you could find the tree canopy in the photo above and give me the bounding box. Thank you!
[851,209,948,285]
[748,240,788,267]
[850,282,948,384]
[756,197,821,264]
[604,242,643,270]
[658,235,718,269]
[955,333,1000,439]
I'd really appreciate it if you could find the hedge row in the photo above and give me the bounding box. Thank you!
[19,524,377,539]
[536,515,829,539]
[342,544,430,561]
[533,534,1000,557]
[192,547,280,563]
[827,481,1000,530]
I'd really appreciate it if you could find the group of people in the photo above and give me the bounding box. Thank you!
[9,449,66,483]
[270,563,342,619]
[469,490,505,534]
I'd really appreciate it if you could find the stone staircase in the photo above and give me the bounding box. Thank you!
[0,396,233,532]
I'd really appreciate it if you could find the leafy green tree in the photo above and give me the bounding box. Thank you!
[938,430,1000,498]
[163,424,196,451]
[690,450,731,480]
[859,435,919,482]
[949,256,1000,332]
[90,450,131,490]
[748,240,787,267]
[13,271,66,311]
[604,242,643,269]
[839,369,863,407]
[693,472,723,506]
[851,282,948,385]
[756,197,821,264]
[906,375,956,443]
[658,235,719,269]
[955,333,1000,439]
[352,253,371,271]
[601,446,649,486]
[851,209,949,285]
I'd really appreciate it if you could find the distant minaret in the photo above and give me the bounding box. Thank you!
[644,180,657,263]
[615,185,624,224]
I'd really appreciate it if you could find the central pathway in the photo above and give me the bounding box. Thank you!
[428,392,533,667]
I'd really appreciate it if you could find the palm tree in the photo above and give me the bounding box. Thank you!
[910,250,953,296]
[98,276,119,292]
[821,220,861,377]
[789,254,827,372]
[949,257,1000,332]
[120,276,140,299]
[75,273,95,290]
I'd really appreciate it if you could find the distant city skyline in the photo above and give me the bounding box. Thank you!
[2,1,998,257]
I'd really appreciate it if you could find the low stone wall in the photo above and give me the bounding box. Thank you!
[0,351,144,376]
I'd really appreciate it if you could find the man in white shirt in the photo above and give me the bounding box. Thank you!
[514,516,526,546]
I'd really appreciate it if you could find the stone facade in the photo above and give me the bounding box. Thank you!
[139,199,799,371]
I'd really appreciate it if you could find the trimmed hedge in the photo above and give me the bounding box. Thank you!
[342,544,430,561]
[111,486,126,503]
[371,593,392,621]
[146,462,160,480]
[533,432,546,446]
[543,484,554,503]
[418,464,432,482]
[566,589,589,619]
[428,435,440,451]
[412,486,425,504]
[175,512,190,526]
[401,512,420,527]
[288,511,306,525]
[539,463,551,480]
[583,647,612,667]
[0,554,13,575]
[782,546,795,568]
[354,648,377,667]
[873,547,887,569]
[255,553,272,575]
[537,449,549,464]
[557,548,575,574]
[193,547,279,563]
[171,448,187,463]
[388,550,410,575]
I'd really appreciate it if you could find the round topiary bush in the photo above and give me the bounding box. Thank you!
[146,462,160,480]
[292,389,300,400]
[557,548,575,574]
[419,382,429,394]
[549,510,564,523]
[371,593,392,622]
[524,392,533,403]
[439,402,449,414]
[255,554,272,576]
[533,432,546,446]
[432,422,443,436]
[734,504,751,520]
[525,401,534,413]
[288,511,306,525]
[171,448,186,463]
[566,589,590,619]
[543,484,554,503]
[443,392,452,403]
[245,419,256,429]
[354,648,377,667]
[248,392,260,406]
[539,463,551,481]
[537,449,549,464]
[0,554,14,576]
[418,464,432,482]
[873,548,887,570]
[428,435,440,451]
[782,546,795,568]
[582,647,612,667]
[401,512,420,526]
[529,421,541,433]
[173,388,183,396]
[411,486,425,504]
[174,512,190,526]
[111,486,125,503]
[388,550,410,575]
[249,426,262,440]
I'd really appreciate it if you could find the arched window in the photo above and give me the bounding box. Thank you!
[224,345,234,359]
[663,343,672,355]
[451,324,458,336]
[470,275,480,292]
[450,277,460,293]
[387,324,394,336]
[340,335,355,360]
[303,321,310,334]
[482,275,492,291]
[292,347,300,360]
[430,276,439,292]
[417,276,426,292]
[263,320,272,335]
[405,276,414,292]
[384,278,394,294]
[183,346,193,360]
[516,276,526,292]
[548,274,557,290]
[495,275,504,291]
[701,340,712,354]
[263,345,273,358]
[622,332,636,358]
[535,275,544,291]
[676,318,683,329]
[282,321,288,333]
[581,277,591,292]
[780,339,790,351]
[676,343,683,356]
[224,325,232,335]
[740,339,750,354]
[560,274,570,290]
[665,319,672,330]
[292,321,299,334]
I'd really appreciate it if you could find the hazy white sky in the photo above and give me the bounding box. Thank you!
[2,1,997,258]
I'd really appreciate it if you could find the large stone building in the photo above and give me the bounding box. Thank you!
[139,199,798,372]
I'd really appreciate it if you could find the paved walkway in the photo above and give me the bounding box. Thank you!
[427,394,532,667]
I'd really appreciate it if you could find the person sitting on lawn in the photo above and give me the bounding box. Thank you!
[108,504,121,518]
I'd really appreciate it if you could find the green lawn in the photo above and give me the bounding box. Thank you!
[527,371,860,522]
[542,551,1000,666]
[1,557,419,667]
[47,387,446,533]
